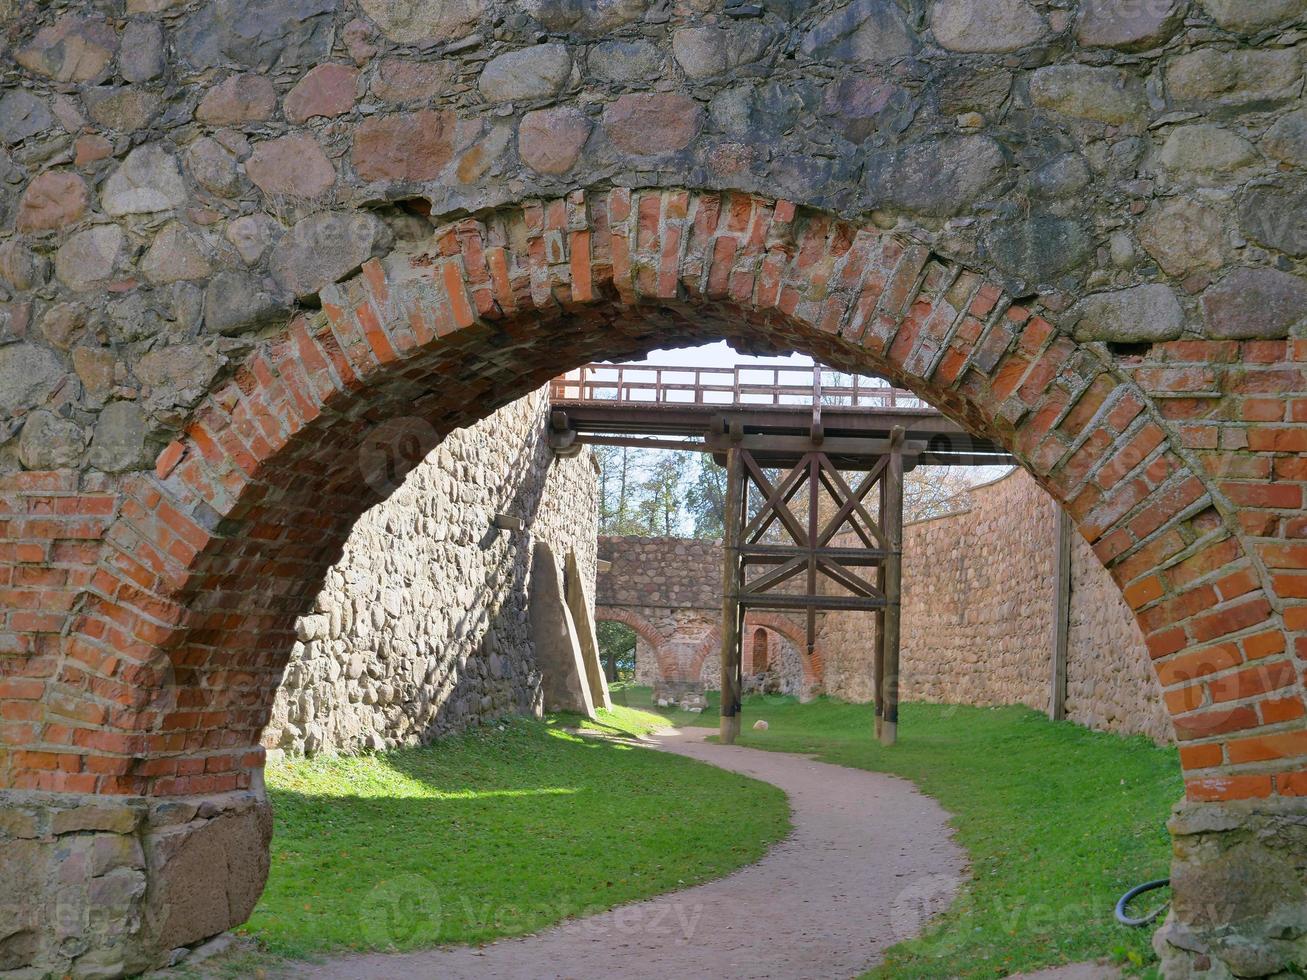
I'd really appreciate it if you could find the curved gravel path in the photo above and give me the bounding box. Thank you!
[291,726,966,980]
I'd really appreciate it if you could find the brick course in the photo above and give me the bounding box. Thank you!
[2,188,1303,805]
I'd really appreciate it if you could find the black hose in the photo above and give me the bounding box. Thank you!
[1115,878,1170,927]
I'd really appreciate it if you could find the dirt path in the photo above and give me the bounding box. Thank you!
[288,726,966,980]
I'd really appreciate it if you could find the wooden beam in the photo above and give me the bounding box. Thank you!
[707,432,928,460]
[877,426,905,746]
[807,449,820,658]
[737,594,888,611]
[569,434,714,452]
[719,447,744,745]
[1050,506,1073,721]
[738,544,892,565]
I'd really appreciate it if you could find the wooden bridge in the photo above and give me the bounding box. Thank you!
[550,362,1013,747]
[548,362,1011,468]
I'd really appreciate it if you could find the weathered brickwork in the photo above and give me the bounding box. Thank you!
[0,0,1304,969]
[822,468,1171,742]
[1067,500,1174,744]
[596,536,818,701]
[264,388,598,757]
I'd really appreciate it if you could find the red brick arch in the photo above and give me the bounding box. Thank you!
[594,605,679,680]
[3,186,1303,807]
[745,613,824,685]
[684,615,820,688]
[749,627,770,674]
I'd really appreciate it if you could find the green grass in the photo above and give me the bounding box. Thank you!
[552,700,679,738]
[719,696,1181,978]
[243,707,790,958]
[608,680,725,726]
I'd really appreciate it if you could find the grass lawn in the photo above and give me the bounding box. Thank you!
[638,689,1181,978]
[608,680,724,726]
[242,705,790,958]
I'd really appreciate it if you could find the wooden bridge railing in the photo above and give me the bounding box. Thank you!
[550,364,927,411]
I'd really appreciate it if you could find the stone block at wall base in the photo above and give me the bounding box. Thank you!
[565,550,611,712]
[1155,797,1307,979]
[0,789,270,979]
[530,541,596,718]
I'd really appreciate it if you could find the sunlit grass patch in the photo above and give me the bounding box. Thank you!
[245,712,789,958]
[724,698,1179,978]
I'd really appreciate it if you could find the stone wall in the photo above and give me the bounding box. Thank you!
[599,512,1169,741]
[261,388,599,756]
[903,468,1060,710]
[820,468,1172,743]
[739,625,806,697]
[596,536,720,610]
[5,0,1307,969]
[596,535,818,702]
[1067,522,1173,744]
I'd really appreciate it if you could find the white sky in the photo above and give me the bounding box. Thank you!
[607,341,1013,489]
[610,340,813,370]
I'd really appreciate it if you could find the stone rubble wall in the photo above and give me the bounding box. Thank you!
[597,536,720,611]
[601,470,1170,741]
[739,627,806,697]
[1067,521,1174,743]
[597,536,813,700]
[820,468,1171,743]
[3,0,1306,970]
[0,787,270,977]
[261,388,599,756]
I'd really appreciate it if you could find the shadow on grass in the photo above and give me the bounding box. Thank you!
[243,718,789,959]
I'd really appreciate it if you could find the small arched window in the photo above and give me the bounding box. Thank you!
[753,627,770,672]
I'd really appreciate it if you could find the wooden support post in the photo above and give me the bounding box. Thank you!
[877,426,905,746]
[806,453,819,659]
[873,473,887,740]
[719,447,744,744]
[1050,506,1072,721]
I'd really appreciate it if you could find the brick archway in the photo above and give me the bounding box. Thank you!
[17,184,1289,803]
[684,615,821,689]
[594,605,679,681]
[744,613,824,686]
[749,627,769,674]
[3,186,1304,972]
[9,186,1300,798]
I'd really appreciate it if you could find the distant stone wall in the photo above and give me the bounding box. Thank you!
[820,468,1172,743]
[596,536,817,701]
[262,389,598,757]
[597,536,720,610]
[1067,528,1173,744]
[903,469,1061,711]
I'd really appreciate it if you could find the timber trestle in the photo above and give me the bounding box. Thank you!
[550,363,1012,746]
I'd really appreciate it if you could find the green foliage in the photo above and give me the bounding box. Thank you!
[596,445,724,540]
[634,451,694,535]
[244,711,789,958]
[594,444,647,535]
[686,456,727,539]
[596,620,636,680]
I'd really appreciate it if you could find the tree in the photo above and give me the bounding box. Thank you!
[686,455,726,539]
[597,621,636,681]
[903,465,994,522]
[595,444,646,535]
[634,450,692,535]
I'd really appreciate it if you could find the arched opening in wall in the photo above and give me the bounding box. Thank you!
[752,628,770,672]
[58,187,1273,799]
[23,188,1301,976]
[596,619,637,683]
[258,386,599,759]
[584,336,1008,712]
